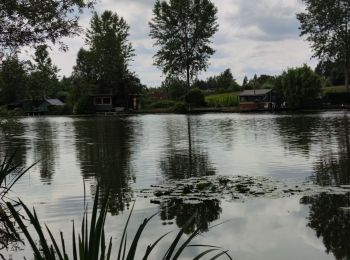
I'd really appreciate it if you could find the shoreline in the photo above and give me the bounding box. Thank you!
[14,106,350,118]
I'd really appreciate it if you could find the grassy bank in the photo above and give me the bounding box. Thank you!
[322,85,346,93]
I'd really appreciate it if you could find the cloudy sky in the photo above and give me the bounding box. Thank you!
[47,0,316,87]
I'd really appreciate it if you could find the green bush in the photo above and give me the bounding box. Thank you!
[185,88,206,106]
[147,100,178,109]
[205,93,239,107]
[73,95,94,114]
[172,102,187,113]
[275,65,322,109]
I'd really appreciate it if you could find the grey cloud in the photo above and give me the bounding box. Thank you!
[32,0,314,87]
[224,0,302,41]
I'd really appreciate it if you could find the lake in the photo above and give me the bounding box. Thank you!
[1,112,350,259]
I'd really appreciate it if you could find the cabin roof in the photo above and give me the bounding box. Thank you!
[44,99,65,106]
[239,89,272,97]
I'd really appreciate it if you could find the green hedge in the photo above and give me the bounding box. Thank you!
[323,92,350,105]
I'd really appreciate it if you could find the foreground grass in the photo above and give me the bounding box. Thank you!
[7,186,232,260]
[205,93,239,107]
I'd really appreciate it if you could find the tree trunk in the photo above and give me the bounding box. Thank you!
[346,66,350,92]
[186,65,190,91]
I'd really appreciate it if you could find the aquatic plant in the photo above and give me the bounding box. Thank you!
[6,186,232,260]
[0,153,35,252]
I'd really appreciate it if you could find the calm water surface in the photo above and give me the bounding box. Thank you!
[1,112,350,259]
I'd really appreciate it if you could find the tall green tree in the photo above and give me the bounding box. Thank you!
[28,45,59,100]
[242,76,248,89]
[207,68,240,91]
[149,0,219,89]
[71,10,142,111]
[85,11,134,95]
[315,59,345,86]
[0,55,28,104]
[275,65,322,109]
[297,0,350,91]
[0,0,94,50]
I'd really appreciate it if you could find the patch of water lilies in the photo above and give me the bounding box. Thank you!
[137,175,350,205]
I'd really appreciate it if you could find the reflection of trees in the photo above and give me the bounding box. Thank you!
[0,122,27,167]
[32,120,56,183]
[313,116,350,186]
[157,198,222,234]
[74,118,135,215]
[275,115,322,155]
[160,117,215,179]
[301,193,350,260]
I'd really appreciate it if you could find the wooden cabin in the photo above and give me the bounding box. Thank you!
[239,89,276,111]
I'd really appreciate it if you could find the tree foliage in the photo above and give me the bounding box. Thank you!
[207,69,240,91]
[244,74,276,90]
[0,55,28,104]
[315,59,345,86]
[0,0,94,51]
[185,88,205,106]
[162,77,187,101]
[149,0,219,88]
[71,10,143,111]
[28,45,59,100]
[85,10,135,92]
[297,0,350,90]
[275,65,322,109]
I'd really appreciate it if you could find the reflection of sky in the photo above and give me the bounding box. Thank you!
[4,112,350,259]
[130,113,328,186]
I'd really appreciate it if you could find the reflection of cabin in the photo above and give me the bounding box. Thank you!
[239,89,276,111]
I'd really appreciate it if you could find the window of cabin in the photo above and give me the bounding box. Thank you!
[103,97,111,105]
[95,97,102,105]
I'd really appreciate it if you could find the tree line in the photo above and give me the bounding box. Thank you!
[0,0,349,113]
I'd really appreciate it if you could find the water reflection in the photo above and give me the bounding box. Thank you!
[31,120,56,183]
[301,193,350,260]
[313,116,350,186]
[275,115,322,156]
[0,122,27,167]
[160,117,215,179]
[156,198,222,234]
[74,118,136,215]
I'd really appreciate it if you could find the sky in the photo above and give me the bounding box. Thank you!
[43,0,317,87]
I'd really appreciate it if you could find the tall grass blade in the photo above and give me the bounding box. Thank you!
[72,222,78,260]
[106,237,112,260]
[89,185,100,256]
[6,202,42,258]
[163,215,195,260]
[117,201,135,260]
[45,225,64,260]
[142,232,171,260]
[172,227,201,260]
[209,250,231,260]
[193,249,220,260]
[126,212,158,260]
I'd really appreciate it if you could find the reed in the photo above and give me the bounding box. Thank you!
[7,186,232,260]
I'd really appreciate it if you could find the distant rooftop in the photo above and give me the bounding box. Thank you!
[239,89,272,97]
